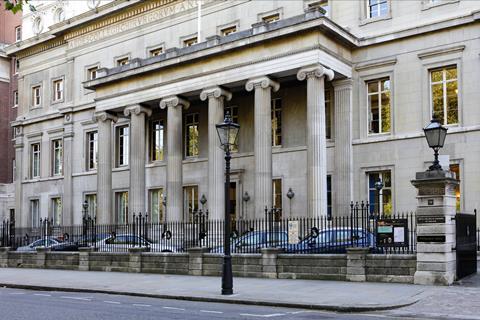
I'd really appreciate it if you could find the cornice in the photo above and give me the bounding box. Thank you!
[355,57,397,71]
[417,45,465,60]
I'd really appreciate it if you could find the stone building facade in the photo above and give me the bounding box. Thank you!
[0,2,21,220]
[7,0,480,227]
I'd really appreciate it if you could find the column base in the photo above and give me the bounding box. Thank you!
[414,270,455,286]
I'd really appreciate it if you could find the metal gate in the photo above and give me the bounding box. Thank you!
[456,211,477,279]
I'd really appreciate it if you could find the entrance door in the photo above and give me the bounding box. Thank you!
[229,182,237,233]
[456,212,477,279]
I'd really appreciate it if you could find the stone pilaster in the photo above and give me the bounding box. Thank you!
[246,77,279,218]
[94,111,118,225]
[13,126,24,227]
[62,113,74,226]
[297,65,334,217]
[346,247,369,282]
[124,105,152,218]
[333,79,353,216]
[412,170,458,285]
[160,96,190,221]
[200,87,232,220]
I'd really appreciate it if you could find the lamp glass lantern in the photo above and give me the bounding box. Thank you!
[216,112,240,152]
[423,117,448,171]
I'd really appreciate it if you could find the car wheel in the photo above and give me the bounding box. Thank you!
[161,249,173,253]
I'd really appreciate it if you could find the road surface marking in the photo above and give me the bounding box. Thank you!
[34,293,51,297]
[9,292,25,295]
[240,313,286,318]
[60,296,92,301]
[200,310,223,314]
[163,306,185,311]
[133,304,152,307]
[103,301,121,304]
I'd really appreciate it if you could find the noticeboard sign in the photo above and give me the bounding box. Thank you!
[376,219,409,248]
[288,220,299,244]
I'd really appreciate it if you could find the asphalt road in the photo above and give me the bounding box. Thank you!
[0,287,418,320]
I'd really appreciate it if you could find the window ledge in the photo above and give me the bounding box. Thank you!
[359,13,392,26]
[421,0,459,11]
[113,166,129,172]
[146,161,166,168]
[183,157,208,164]
[73,170,97,177]
[30,106,42,110]
[22,176,64,184]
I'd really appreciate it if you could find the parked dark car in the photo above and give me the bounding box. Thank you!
[16,237,78,252]
[211,231,288,253]
[284,227,375,254]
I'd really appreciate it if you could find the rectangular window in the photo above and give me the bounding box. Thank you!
[150,120,164,161]
[327,175,332,218]
[51,197,62,226]
[367,78,391,134]
[271,98,282,146]
[116,125,129,167]
[221,25,237,36]
[13,58,19,74]
[430,66,458,125]
[149,47,163,57]
[51,139,63,176]
[368,0,388,18]
[13,90,18,107]
[183,37,198,47]
[450,164,460,212]
[15,26,22,42]
[87,66,98,80]
[149,189,165,224]
[368,171,392,216]
[32,85,41,107]
[85,194,97,219]
[272,179,282,210]
[308,0,329,16]
[86,131,98,171]
[262,13,280,23]
[325,90,332,139]
[31,143,41,178]
[116,191,129,224]
[185,113,199,157]
[52,79,64,102]
[116,57,129,66]
[30,199,40,228]
[184,186,198,223]
[224,106,239,152]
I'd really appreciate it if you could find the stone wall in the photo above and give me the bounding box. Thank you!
[0,247,417,284]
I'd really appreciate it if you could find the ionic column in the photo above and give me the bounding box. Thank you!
[200,87,232,220]
[297,64,334,218]
[160,96,190,222]
[333,79,354,216]
[124,105,152,218]
[94,111,118,225]
[245,77,279,218]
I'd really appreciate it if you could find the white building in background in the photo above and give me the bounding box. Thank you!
[6,0,480,228]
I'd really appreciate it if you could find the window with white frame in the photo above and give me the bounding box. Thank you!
[224,105,239,152]
[116,125,129,167]
[367,0,388,18]
[367,78,391,134]
[51,197,62,226]
[32,85,41,107]
[85,194,97,219]
[183,37,198,47]
[271,98,282,146]
[15,26,22,42]
[149,188,165,224]
[86,131,98,171]
[150,120,164,161]
[450,163,461,212]
[51,139,63,176]
[221,25,237,36]
[52,79,64,102]
[116,191,129,224]
[185,113,199,157]
[325,90,332,139]
[30,199,40,228]
[116,57,129,66]
[31,143,41,178]
[272,179,282,221]
[13,90,18,107]
[184,186,198,222]
[368,170,392,216]
[87,66,98,81]
[13,58,19,74]
[262,13,280,23]
[149,47,163,57]
[430,65,458,125]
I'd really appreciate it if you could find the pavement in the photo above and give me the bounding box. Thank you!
[0,268,427,312]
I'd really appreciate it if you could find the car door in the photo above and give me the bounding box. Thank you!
[235,232,265,253]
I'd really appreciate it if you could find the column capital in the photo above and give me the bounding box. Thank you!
[297,64,334,82]
[159,96,190,110]
[124,104,152,117]
[200,86,232,101]
[333,78,354,90]
[93,111,118,123]
[245,76,280,92]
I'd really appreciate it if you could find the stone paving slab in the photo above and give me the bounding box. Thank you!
[0,268,426,312]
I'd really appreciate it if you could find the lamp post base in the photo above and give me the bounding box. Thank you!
[221,254,233,295]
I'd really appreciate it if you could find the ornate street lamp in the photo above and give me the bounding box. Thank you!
[216,111,240,296]
[374,180,383,217]
[82,200,89,219]
[423,117,448,171]
[286,188,295,217]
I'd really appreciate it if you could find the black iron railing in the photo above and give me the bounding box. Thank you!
[0,207,417,254]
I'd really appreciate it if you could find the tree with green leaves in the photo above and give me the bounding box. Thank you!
[3,0,35,14]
